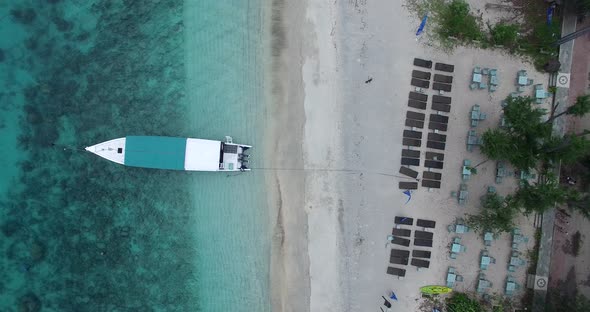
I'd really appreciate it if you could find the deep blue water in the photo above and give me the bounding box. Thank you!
[0,1,270,311]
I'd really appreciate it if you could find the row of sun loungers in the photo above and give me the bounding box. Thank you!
[387,216,436,277]
[398,59,454,190]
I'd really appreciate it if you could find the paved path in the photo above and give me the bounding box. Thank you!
[532,2,578,311]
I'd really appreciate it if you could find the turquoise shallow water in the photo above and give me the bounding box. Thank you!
[0,1,270,311]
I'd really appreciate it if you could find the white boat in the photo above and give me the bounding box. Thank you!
[85,136,251,171]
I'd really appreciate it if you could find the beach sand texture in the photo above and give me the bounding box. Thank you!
[270,0,547,311]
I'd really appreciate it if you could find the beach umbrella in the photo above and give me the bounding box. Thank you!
[389,291,398,301]
[416,13,429,37]
[403,190,412,204]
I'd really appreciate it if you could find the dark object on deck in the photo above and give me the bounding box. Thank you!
[432,95,451,104]
[428,122,448,131]
[414,238,433,247]
[392,228,412,237]
[411,258,431,268]
[422,171,442,181]
[405,118,424,128]
[422,179,441,188]
[402,138,421,147]
[399,166,419,179]
[409,91,428,101]
[412,70,432,80]
[429,114,449,124]
[433,82,452,92]
[391,236,411,246]
[386,267,407,277]
[407,111,426,121]
[382,296,392,308]
[424,160,444,169]
[415,230,434,240]
[395,216,414,225]
[411,78,430,88]
[431,102,451,113]
[413,58,432,69]
[417,219,436,228]
[427,133,447,142]
[425,152,444,161]
[401,157,420,166]
[435,62,454,72]
[403,130,422,139]
[427,141,446,150]
[433,74,453,84]
[365,77,373,83]
[412,249,432,259]
[408,99,427,110]
[401,149,420,158]
[390,255,409,265]
[399,182,418,190]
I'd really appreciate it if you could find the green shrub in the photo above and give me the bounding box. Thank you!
[491,23,519,47]
[446,292,484,312]
[438,0,483,41]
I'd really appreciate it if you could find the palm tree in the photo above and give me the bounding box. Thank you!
[547,94,590,124]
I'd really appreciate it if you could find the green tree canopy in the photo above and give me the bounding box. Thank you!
[548,94,590,123]
[466,193,518,234]
[513,173,576,214]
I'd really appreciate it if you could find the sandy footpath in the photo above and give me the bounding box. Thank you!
[268,0,545,311]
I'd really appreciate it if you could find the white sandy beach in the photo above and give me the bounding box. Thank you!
[268,0,547,311]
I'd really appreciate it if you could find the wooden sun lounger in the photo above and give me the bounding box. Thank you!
[417,219,436,228]
[428,122,448,131]
[409,91,428,101]
[433,82,452,92]
[413,58,433,69]
[422,171,442,180]
[424,160,444,169]
[407,111,426,121]
[405,119,424,128]
[427,133,447,142]
[408,99,427,110]
[391,249,411,258]
[429,114,449,124]
[401,157,420,166]
[392,228,412,237]
[395,216,414,225]
[399,166,419,179]
[411,78,430,88]
[427,141,446,150]
[414,238,433,247]
[391,236,411,246]
[412,250,432,259]
[399,182,418,190]
[412,70,432,80]
[435,62,454,73]
[422,179,441,188]
[425,152,444,161]
[432,95,451,104]
[414,230,434,240]
[402,149,420,158]
[402,138,421,147]
[411,258,430,268]
[390,256,409,265]
[433,74,454,84]
[387,266,407,277]
[403,130,422,139]
[431,102,451,113]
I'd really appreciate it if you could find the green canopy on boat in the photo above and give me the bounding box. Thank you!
[124,136,187,170]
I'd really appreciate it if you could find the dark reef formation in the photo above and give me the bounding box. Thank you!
[2,0,201,310]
